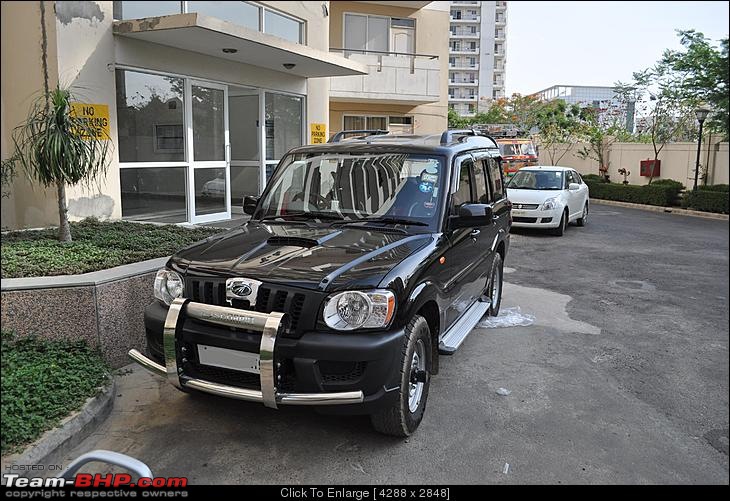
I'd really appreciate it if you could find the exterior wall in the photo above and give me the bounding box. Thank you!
[1,1,334,229]
[1,1,60,230]
[537,138,730,187]
[329,1,449,136]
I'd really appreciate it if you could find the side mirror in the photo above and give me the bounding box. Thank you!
[451,203,493,228]
[568,183,580,191]
[243,196,259,215]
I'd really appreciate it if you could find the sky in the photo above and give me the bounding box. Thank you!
[505,1,729,96]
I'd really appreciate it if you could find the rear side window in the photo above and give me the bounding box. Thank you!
[473,159,490,204]
[486,158,505,201]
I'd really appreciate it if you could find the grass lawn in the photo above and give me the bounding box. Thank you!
[1,332,111,454]
[1,218,225,278]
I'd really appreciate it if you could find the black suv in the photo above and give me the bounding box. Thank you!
[130,129,511,436]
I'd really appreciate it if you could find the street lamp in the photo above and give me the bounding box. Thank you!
[693,104,711,191]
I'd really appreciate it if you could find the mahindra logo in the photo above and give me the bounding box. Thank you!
[231,283,253,297]
[226,277,262,306]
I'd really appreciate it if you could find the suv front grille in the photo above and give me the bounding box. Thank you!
[186,278,318,337]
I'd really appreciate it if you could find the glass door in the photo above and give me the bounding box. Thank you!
[187,80,230,224]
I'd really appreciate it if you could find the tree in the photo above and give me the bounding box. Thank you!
[534,100,585,165]
[616,60,698,184]
[10,87,111,242]
[661,30,729,140]
[6,2,111,242]
[576,105,633,180]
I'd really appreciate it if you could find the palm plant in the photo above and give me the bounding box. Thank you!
[10,87,111,242]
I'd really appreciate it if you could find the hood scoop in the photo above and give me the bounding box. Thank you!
[266,236,319,248]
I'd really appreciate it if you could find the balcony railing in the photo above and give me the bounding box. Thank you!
[450,16,480,22]
[449,46,479,53]
[450,30,480,38]
[330,49,440,104]
[449,62,479,70]
[449,79,479,85]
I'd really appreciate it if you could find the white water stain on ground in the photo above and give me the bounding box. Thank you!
[480,282,601,335]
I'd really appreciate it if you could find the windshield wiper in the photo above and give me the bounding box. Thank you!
[260,211,345,222]
[341,216,429,227]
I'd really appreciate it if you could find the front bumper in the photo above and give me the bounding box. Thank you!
[130,298,380,409]
[510,208,561,228]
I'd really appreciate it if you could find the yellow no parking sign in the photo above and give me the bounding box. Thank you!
[310,123,327,144]
[70,103,110,140]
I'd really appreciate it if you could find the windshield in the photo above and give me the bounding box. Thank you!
[257,152,446,229]
[499,142,537,157]
[507,170,564,190]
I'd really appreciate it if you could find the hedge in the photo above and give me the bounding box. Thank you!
[585,180,684,207]
[682,189,729,214]
[698,184,729,193]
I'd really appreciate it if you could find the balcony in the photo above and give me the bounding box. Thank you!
[495,31,506,41]
[449,62,479,70]
[495,16,506,25]
[449,46,479,55]
[450,16,480,23]
[329,49,440,105]
[449,95,478,102]
[450,30,480,38]
[449,79,479,86]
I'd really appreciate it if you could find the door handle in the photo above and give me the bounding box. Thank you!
[470,229,480,238]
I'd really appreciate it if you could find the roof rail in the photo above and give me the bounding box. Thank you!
[439,129,499,148]
[329,129,389,143]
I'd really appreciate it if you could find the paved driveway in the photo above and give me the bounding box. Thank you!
[61,205,729,484]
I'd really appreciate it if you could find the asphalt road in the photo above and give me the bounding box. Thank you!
[61,204,729,484]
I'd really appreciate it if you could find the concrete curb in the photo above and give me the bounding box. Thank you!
[590,198,729,221]
[0,378,116,477]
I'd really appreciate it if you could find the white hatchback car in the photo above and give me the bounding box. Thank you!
[506,166,590,236]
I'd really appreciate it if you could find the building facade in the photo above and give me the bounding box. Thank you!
[1,1,448,230]
[448,0,506,117]
[531,84,636,132]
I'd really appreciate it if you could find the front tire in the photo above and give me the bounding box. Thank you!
[576,202,588,227]
[370,315,432,437]
[552,209,568,236]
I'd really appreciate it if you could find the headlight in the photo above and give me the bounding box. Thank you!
[323,290,396,331]
[541,197,558,210]
[154,269,185,306]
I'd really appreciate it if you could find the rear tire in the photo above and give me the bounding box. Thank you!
[552,209,568,236]
[576,202,588,227]
[370,315,432,437]
[486,253,503,316]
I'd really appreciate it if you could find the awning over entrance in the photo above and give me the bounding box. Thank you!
[113,13,368,78]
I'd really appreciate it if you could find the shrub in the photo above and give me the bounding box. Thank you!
[585,180,683,206]
[682,190,729,213]
[1,332,110,454]
[581,173,608,183]
[698,184,729,193]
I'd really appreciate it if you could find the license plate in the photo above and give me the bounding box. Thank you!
[197,345,260,374]
[512,210,526,216]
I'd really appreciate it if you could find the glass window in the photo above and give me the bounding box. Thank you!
[343,116,366,130]
[452,160,473,211]
[486,158,505,201]
[192,85,225,161]
[231,166,259,208]
[229,92,259,161]
[194,167,227,216]
[265,93,303,160]
[264,9,302,43]
[116,69,185,163]
[120,167,187,223]
[113,1,181,20]
[344,14,388,52]
[473,160,490,204]
[187,1,260,31]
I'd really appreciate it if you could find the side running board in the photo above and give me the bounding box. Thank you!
[438,300,490,355]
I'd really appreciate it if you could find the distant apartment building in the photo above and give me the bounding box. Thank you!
[448,1,507,117]
[532,84,636,132]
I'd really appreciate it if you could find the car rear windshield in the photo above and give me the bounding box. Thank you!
[257,152,446,229]
[507,170,563,190]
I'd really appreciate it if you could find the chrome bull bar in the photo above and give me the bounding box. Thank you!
[128,297,364,408]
